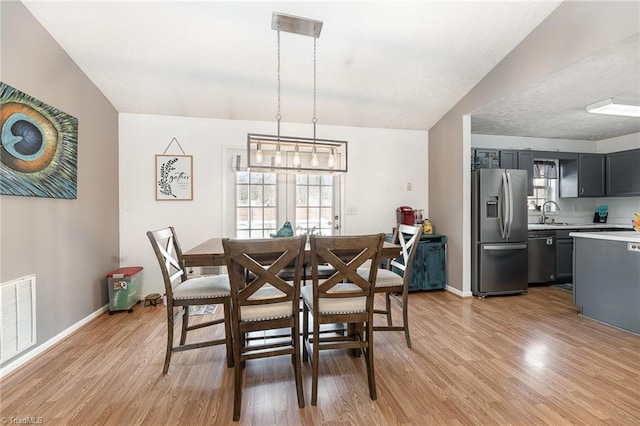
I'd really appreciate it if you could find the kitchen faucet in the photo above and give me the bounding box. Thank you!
[541,200,560,224]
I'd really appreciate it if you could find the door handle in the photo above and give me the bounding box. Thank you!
[483,244,527,251]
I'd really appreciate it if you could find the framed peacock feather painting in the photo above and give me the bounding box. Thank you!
[0,82,79,198]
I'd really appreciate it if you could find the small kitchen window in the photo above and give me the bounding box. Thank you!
[528,160,558,211]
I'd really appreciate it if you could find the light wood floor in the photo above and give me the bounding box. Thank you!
[1,286,639,425]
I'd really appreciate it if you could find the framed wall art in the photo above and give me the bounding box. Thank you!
[0,82,79,199]
[155,138,193,200]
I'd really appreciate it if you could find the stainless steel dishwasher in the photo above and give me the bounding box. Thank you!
[528,231,556,283]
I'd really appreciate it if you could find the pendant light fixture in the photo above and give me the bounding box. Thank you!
[247,12,347,175]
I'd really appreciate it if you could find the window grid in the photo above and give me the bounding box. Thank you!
[235,171,277,238]
[295,174,334,236]
[528,178,557,211]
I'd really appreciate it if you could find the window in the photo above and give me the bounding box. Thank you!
[233,169,339,238]
[235,171,277,238]
[528,160,558,211]
[295,174,335,236]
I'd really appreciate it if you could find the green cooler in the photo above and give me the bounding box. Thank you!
[107,266,143,314]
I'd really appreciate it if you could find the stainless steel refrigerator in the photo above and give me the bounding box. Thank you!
[472,169,528,297]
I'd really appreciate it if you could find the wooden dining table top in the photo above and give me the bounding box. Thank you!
[182,237,401,267]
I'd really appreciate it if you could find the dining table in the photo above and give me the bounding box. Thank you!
[182,237,402,268]
[183,236,401,358]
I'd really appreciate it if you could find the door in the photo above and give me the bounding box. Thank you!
[505,169,528,243]
[288,174,342,236]
[477,242,528,294]
[473,168,505,243]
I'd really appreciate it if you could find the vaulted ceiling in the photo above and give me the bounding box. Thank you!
[21,1,639,141]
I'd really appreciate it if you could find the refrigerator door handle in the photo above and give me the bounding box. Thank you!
[499,172,508,239]
[483,244,528,251]
[506,171,514,239]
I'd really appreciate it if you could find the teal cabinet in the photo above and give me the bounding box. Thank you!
[408,235,447,291]
[385,233,447,291]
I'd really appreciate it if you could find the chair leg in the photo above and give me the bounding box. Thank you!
[302,304,309,362]
[311,320,320,406]
[180,306,189,346]
[232,348,243,421]
[365,321,377,401]
[163,305,174,374]
[232,320,243,421]
[402,291,411,348]
[385,293,393,326]
[292,321,305,409]
[224,299,234,368]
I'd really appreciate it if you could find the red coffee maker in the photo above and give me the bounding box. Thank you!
[396,206,415,226]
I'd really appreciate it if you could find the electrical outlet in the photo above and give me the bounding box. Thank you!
[628,243,640,253]
[406,182,412,191]
[346,206,358,215]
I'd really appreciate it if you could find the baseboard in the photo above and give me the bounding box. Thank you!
[446,285,473,298]
[0,304,109,378]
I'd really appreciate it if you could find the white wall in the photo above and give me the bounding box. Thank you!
[1,1,119,367]
[595,132,640,153]
[119,113,428,296]
[471,134,598,152]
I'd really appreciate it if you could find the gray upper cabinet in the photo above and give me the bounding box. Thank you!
[559,154,605,197]
[606,148,640,196]
[472,149,500,169]
[579,154,606,197]
[517,151,534,196]
[499,150,518,169]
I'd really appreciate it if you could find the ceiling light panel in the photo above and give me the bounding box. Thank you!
[586,98,640,118]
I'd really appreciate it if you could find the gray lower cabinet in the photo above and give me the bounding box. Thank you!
[573,236,640,334]
[555,237,573,280]
[606,148,640,196]
[553,228,628,282]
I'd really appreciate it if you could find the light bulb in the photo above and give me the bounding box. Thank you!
[328,148,335,168]
[292,145,301,166]
[311,146,319,167]
[274,143,282,165]
[255,143,263,164]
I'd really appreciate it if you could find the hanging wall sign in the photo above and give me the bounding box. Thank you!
[155,138,192,201]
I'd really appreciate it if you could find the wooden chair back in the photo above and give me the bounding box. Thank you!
[310,233,386,310]
[388,224,423,282]
[223,236,306,313]
[146,226,187,301]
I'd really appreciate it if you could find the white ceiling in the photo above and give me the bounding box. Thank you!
[471,33,640,141]
[21,1,638,141]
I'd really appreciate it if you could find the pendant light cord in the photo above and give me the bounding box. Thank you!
[312,36,317,141]
[277,27,282,139]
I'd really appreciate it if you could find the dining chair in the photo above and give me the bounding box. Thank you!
[222,236,306,421]
[146,227,233,374]
[301,233,386,405]
[357,224,423,348]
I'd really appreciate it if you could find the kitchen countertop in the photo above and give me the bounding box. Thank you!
[569,231,640,243]
[528,223,632,230]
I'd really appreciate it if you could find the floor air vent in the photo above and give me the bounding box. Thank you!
[1,275,36,363]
